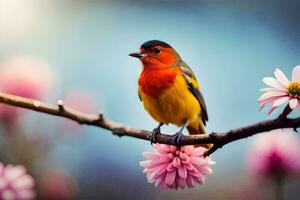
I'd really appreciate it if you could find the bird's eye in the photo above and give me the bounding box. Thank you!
[153,47,161,54]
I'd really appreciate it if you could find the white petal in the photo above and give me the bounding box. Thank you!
[292,65,300,82]
[289,98,298,109]
[274,68,290,86]
[263,77,286,90]
[273,96,290,107]
[259,88,278,92]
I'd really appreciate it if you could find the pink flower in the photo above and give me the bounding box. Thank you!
[259,66,300,115]
[61,89,98,132]
[39,169,78,200]
[140,144,215,190]
[0,56,54,126]
[0,163,35,200]
[247,129,300,179]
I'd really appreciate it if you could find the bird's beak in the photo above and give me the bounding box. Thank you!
[129,51,145,59]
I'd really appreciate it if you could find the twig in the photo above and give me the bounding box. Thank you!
[278,105,292,120]
[0,92,299,156]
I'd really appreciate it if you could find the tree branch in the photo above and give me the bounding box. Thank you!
[0,92,299,157]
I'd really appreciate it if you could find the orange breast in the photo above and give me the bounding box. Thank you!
[138,67,180,98]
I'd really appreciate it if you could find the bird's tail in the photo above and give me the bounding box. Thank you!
[187,118,213,149]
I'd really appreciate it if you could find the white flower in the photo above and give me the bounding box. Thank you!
[258,66,300,114]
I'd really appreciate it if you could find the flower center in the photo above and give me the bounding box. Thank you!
[287,82,300,96]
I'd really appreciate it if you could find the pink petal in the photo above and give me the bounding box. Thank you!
[259,96,284,110]
[143,168,153,173]
[292,65,300,82]
[154,176,163,188]
[172,157,181,168]
[160,181,168,190]
[167,162,175,172]
[272,96,289,107]
[0,163,4,175]
[182,146,193,153]
[155,144,171,154]
[268,106,278,115]
[139,161,152,168]
[13,175,34,189]
[263,77,286,90]
[143,152,161,160]
[185,163,196,171]
[188,169,200,177]
[190,157,207,166]
[186,175,195,188]
[0,178,8,190]
[179,152,190,164]
[4,165,26,182]
[176,177,186,189]
[289,98,298,109]
[146,172,157,183]
[189,147,206,157]
[200,166,213,175]
[2,190,16,200]
[258,91,286,102]
[155,163,169,175]
[17,190,35,199]
[178,166,187,179]
[194,174,205,184]
[274,68,290,87]
[165,171,176,185]
[144,162,168,175]
[169,146,177,153]
[169,182,178,190]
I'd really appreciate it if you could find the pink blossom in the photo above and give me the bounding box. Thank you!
[140,144,215,190]
[61,89,97,132]
[0,56,54,126]
[247,129,300,179]
[259,66,300,115]
[0,163,35,200]
[39,169,78,200]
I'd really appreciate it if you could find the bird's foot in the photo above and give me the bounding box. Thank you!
[171,132,184,147]
[150,127,161,145]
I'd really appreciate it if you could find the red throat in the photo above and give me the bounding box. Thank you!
[138,65,180,98]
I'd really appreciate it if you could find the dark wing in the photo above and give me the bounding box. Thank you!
[179,60,208,125]
[138,89,142,101]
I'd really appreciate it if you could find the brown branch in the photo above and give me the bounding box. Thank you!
[278,105,292,120]
[0,92,299,157]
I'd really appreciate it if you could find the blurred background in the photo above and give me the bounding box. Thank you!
[0,0,300,199]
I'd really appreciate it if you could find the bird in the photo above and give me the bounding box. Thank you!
[129,40,208,146]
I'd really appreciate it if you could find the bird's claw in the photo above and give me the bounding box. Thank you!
[150,127,161,145]
[171,132,184,147]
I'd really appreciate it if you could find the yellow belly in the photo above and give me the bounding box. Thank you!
[139,75,200,126]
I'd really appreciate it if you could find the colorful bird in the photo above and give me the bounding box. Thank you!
[130,40,208,146]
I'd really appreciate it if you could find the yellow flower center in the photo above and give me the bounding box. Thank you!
[288,82,300,96]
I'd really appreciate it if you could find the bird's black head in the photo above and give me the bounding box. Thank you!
[129,40,180,66]
[129,40,174,59]
[140,40,172,50]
